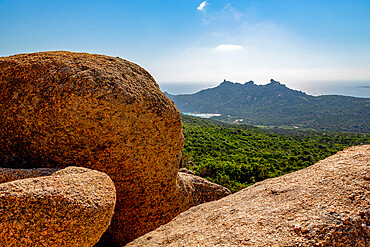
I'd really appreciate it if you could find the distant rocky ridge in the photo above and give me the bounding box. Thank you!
[127,145,370,246]
[0,51,231,245]
[166,79,370,133]
[0,166,116,246]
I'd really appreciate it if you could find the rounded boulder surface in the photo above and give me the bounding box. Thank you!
[127,145,370,246]
[0,51,185,245]
[0,166,116,247]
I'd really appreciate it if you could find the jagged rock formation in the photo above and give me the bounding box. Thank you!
[0,166,116,247]
[127,145,370,246]
[0,51,230,245]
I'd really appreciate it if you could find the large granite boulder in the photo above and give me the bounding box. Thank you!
[127,145,370,246]
[0,166,116,246]
[0,51,229,245]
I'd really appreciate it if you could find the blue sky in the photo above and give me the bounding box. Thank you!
[0,0,369,94]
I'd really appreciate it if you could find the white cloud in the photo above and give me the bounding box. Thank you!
[200,2,242,25]
[145,6,370,92]
[215,44,243,51]
[197,1,207,12]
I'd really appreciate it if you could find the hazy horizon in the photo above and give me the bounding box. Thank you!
[159,80,370,98]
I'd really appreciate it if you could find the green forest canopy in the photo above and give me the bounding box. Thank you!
[180,114,369,193]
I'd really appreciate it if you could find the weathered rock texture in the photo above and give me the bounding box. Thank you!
[0,51,229,245]
[0,166,116,247]
[127,145,370,247]
[178,172,231,206]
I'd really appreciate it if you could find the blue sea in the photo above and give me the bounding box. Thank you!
[181,112,221,118]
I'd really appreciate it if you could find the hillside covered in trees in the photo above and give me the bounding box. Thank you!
[180,115,369,192]
[166,80,370,133]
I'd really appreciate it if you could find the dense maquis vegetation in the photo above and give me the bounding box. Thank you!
[166,79,370,133]
[180,115,369,192]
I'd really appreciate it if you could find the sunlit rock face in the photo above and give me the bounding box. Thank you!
[0,166,116,247]
[127,145,370,247]
[0,51,186,245]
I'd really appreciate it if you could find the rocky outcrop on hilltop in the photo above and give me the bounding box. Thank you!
[166,79,370,133]
[0,51,230,245]
[0,166,116,247]
[127,145,370,246]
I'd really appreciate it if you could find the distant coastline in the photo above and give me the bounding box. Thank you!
[181,112,221,118]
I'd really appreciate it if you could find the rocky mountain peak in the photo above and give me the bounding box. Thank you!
[267,79,286,87]
[244,80,255,86]
[221,79,234,85]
